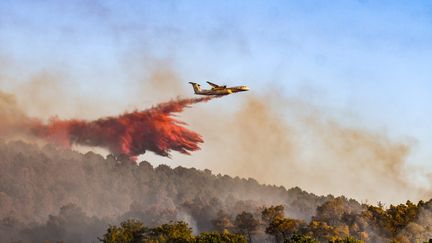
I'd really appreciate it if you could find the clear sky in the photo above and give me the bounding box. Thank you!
[1,1,432,189]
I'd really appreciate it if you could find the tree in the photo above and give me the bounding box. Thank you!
[386,200,419,233]
[196,232,247,243]
[234,212,259,242]
[284,234,318,243]
[315,198,352,226]
[328,236,363,243]
[266,217,304,242]
[99,220,194,243]
[146,221,194,242]
[211,210,235,233]
[99,219,147,243]
[262,205,305,242]
[306,220,339,242]
[261,205,285,225]
[362,205,393,238]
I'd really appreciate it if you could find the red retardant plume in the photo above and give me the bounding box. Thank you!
[31,97,212,160]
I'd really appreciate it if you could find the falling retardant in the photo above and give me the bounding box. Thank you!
[21,97,213,160]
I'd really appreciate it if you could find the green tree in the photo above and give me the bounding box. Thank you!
[100,220,194,243]
[262,205,285,225]
[307,220,340,242]
[196,232,247,243]
[262,205,305,242]
[234,212,259,243]
[146,221,194,243]
[362,205,393,238]
[211,210,234,233]
[314,198,353,226]
[329,236,363,243]
[284,234,318,243]
[266,217,304,242]
[386,200,419,233]
[99,219,147,243]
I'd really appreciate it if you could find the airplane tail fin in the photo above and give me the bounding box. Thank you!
[189,82,201,93]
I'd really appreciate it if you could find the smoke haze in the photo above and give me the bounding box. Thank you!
[180,94,429,204]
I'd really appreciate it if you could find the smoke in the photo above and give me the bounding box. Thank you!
[182,93,429,204]
[0,90,35,138]
[0,91,22,130]
[0,91,213,159]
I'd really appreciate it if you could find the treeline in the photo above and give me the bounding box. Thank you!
[7,199,431,242]
[258,200,432,242]
[100,200,432,243]
[0,140,432,242]
[100,220,247,243]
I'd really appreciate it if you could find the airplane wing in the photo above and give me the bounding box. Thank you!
[206,81,222,88]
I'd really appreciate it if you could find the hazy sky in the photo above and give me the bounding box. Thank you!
[1,1,432,182]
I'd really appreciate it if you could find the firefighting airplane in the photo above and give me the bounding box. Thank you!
[189,81,249,96]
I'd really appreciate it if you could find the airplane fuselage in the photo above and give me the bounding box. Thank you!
[189,82,249,96]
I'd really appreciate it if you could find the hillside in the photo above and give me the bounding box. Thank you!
[0,140,328,242]
[1,140,431,242]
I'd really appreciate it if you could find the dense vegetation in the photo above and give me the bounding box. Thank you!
[98,201,432,243]
[0,140,431,242]
[100,220,246,243]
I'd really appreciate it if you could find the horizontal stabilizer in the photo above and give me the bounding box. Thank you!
[189,82,202,93]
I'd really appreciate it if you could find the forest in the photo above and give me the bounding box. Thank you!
[0,140,431,242]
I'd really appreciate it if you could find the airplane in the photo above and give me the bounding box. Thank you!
[188,81,249,96]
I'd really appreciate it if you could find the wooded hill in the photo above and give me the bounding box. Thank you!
[0,140,430,242]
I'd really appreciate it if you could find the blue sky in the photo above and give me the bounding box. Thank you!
[1,1,432,169]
